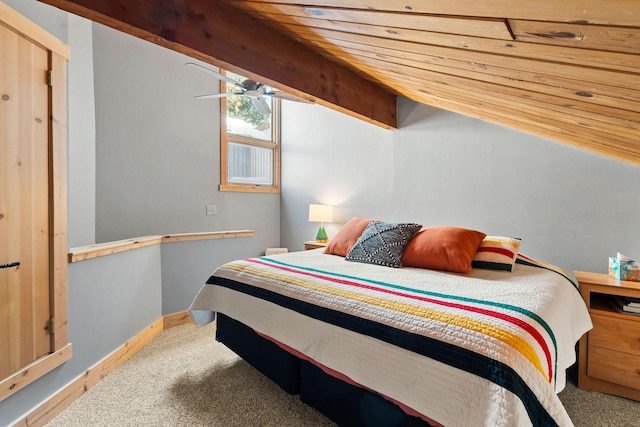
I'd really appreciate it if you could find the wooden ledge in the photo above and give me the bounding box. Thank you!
[68,236,163,263]
[68,230,254,263]
[161,230,254,243]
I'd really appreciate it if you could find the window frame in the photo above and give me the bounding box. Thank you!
[219,70,281,193]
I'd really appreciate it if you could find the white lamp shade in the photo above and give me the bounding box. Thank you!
[308,204,334,223]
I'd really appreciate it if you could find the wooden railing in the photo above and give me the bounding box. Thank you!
[68,230,255,262]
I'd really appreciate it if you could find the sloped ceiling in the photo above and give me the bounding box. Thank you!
[38,0,640,165]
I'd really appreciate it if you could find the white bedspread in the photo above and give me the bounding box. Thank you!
[190,250,592,427]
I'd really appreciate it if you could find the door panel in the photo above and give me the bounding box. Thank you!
[0,22,50,379]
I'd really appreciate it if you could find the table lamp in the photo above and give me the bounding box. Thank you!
[308,204,334,243]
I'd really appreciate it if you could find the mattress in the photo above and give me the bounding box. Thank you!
[190,249,592,427]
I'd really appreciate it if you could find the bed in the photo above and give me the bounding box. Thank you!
[189,228,592,427]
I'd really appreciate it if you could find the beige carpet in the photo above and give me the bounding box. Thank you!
[46,322,334,427]
[46,322,640,427]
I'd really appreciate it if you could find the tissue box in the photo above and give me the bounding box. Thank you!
[609,257,640,282]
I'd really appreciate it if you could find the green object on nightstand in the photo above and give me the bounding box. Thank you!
[315,225,328,243]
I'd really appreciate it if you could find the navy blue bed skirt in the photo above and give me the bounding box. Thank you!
[215,313,432,427]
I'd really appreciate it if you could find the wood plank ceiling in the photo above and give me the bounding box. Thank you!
[227,0,640,166]
[37,0,640,165]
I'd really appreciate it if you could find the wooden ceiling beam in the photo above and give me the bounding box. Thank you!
[36,0,398,129]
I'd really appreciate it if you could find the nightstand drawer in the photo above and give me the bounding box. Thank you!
[590,313,640,356]
[588,346,640,390]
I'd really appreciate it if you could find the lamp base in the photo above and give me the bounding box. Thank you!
[315,225,328,243]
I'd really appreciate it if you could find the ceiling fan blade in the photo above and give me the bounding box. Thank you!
[266,91,314,104]
[252,96,272,115]
[185,62,241,87]
[194,93,232,100]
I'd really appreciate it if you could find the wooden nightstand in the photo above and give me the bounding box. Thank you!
[304,241,329,250]
[575,271,640,401]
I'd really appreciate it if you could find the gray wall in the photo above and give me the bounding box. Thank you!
[161,237,254,314]
[67,14,96,247]
[280,97,640,274]
[92,24,279,254]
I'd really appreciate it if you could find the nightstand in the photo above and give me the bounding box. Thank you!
[575,271,640,401]
[304,241,329,251]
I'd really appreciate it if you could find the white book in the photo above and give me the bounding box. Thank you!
[623,304,640,314]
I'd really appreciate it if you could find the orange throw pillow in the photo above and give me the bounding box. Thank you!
[401,227,486,273]
[324,217,374,257]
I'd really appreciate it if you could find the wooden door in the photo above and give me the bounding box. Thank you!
[0,21,51,379]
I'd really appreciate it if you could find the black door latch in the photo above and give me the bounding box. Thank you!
[0,262,20,269]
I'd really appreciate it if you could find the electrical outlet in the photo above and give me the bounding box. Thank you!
[206,204,217,216]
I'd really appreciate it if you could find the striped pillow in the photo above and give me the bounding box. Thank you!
[472,236,522,272]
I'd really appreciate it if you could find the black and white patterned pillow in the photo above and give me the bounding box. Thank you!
[345,222,422,268]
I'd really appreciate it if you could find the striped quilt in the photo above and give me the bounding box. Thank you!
[190,249,592,427]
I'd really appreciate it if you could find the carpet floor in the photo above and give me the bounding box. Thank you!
[45,322,640,426]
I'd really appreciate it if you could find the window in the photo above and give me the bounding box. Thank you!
[220,69,280,193]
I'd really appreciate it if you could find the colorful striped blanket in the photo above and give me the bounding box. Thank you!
[190,250,592,427]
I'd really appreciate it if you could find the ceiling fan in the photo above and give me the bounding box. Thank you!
[185,62,312,115]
